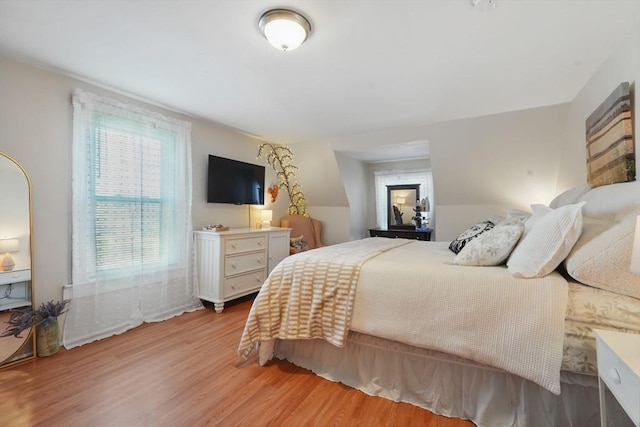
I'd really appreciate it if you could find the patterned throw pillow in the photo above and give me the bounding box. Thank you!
[449,220,496,254]
[290,235,309,252]
[452,224,524,266]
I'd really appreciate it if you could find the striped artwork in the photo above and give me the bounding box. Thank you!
[586,82,635,187]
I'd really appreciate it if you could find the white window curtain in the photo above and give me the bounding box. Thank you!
[64,89,203,349]
[374,169,434,229]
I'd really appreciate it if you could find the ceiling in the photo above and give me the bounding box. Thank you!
[1,0,639,162]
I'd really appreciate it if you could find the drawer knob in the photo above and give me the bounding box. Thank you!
[231,283,237,290]
[231,244,237,249]
[231,263,237,269]
[257,241,263,246]
[257,259,262,264]
[608,367,621,384]
[256,277,261,282]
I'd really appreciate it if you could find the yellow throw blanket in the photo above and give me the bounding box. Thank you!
[237,238,410,359]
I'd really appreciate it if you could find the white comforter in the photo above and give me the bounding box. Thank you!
[350,240,569,395]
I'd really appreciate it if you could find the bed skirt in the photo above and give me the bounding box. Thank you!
[273,332,600,427]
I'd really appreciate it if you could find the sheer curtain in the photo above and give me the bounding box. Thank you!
[374,169,434,229]
[64,89,203,349]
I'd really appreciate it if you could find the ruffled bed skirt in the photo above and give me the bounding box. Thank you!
[273,332,600,427]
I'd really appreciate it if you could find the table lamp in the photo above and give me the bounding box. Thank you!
[261,210,273,229]
[0,238,19,271]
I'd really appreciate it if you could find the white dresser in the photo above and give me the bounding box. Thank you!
[194,227,291,313]
[594,329,640,427]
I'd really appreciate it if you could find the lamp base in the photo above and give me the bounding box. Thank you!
[261,221,272,229]
[1,253,15,271]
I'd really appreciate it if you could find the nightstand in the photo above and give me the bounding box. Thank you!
[594,329,640,427]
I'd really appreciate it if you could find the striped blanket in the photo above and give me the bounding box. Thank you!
[237,238,410,359]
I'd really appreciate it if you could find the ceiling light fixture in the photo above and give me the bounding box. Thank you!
[471,0,497,12]
[258,9,311,52]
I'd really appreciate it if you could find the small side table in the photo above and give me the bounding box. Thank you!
[594,329,640,427]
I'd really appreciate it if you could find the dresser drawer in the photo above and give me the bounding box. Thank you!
[597,334,640,424]
[223,270,266,298]
[224,251,266,277]
[0,269,31,286]
[225,236,266,255]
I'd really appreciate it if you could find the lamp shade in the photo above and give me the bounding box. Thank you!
[632,215,640,274]
[259,9,311,51]
[0,238,19,253]
[261,210,273,222]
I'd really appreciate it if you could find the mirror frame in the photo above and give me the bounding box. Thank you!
[387,184,420,230]
[0,151,36,368]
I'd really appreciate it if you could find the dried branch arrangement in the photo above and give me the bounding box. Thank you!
[257,143,308,216]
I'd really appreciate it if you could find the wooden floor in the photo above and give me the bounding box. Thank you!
[0,297,474,427]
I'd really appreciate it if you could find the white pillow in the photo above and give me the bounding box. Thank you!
[524,204,552,234]
[548,184,593,209]
[565,213,640,299]
[453,224,524,266]
[507,202,585,278]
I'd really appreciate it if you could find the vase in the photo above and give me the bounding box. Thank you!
[36,318,60,357]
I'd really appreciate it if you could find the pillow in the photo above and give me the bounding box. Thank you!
[290,235,309,252]
[452,224,524,266]
[565,213,640,299]
[449,220,496,254]
[548,184,593,209]
[507,202,585,278]
[524,204,552,234]
[496,208,531,227]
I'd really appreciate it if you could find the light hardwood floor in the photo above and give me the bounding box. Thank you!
[0,297,474,427]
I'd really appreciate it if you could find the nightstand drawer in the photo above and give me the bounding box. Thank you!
[596,333,640,425]
[225,236,266,255]
[223,270,265,298]
[224,252,266,277]
[0,269,31,286]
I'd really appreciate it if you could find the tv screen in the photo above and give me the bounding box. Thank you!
[207,155,265,205]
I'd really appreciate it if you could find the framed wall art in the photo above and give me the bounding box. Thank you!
[585,82,635,187]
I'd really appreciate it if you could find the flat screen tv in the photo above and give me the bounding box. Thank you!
[207,155,265,205]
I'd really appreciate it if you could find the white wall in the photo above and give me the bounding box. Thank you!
[427,104,568,240]
[558,30,640,191]
[288,141,351,244]
[334,105,568,242]
[335,153,368,241]
[0,55,271,306]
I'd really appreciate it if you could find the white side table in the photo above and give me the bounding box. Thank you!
[594,329,640,427]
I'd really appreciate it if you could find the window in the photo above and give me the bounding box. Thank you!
[374,169,434,229]
[65,89,202,349]
[92,122,167,273]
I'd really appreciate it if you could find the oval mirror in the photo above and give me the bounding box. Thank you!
[0,151,35,366]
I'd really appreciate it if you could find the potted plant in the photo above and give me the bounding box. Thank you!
[1,300,69,357]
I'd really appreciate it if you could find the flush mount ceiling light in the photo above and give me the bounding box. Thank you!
[258,9,311,52]
[472,0,497,11]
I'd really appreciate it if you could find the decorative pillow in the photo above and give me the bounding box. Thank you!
[449,220,496,254]
[507,202,585,278]
[452,224,524,266]
[290,235,309,252]
[565,213,640,299]
[548,184,593,209]
[497,210,531,227]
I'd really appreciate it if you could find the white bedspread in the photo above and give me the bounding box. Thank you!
[350,241,569,395]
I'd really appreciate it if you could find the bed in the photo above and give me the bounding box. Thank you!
[238,181,640,427]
